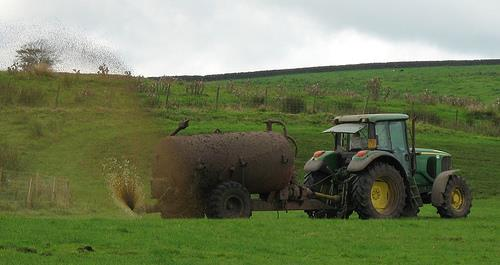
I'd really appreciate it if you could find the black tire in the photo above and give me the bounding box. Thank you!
[435,175,472,218]
[352,163,406,219]
[206,181,252,219]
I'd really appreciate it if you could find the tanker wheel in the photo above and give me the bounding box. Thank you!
[352,163,406,219]
[435,175,472,218]
[206,181,252,219]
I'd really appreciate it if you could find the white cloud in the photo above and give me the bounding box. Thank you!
[0,0,497,76]
[284,29,482,68]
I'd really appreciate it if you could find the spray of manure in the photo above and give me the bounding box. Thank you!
[102,158,145,215]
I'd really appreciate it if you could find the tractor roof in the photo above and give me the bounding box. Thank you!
[333,113,409,123]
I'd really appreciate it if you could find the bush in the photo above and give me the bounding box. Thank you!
[281,96,306,113]
[465,109,500,132]
[408,109,441,125]
[419,89,437,105]
[466,109,497,120]
[32,63,53,76]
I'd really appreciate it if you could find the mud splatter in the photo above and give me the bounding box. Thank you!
[0,22,129,73]
[103,158,144,215]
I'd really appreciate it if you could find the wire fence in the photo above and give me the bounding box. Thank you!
[135,78,500,136]
[0,168,71,210]
[136,79,362,114]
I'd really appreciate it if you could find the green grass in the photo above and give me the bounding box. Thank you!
[0,68,499,214]
[217,64,500,103]
[143,64,500,136]
[0,73,162,214]
[1,199,499,264]
[0,65,499,264]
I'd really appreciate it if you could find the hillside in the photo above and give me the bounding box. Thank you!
[1,65,500,265]
[0,64,499,216]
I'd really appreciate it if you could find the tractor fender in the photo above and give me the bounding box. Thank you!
[304,159,327,173]
[431,169,460,207]
[347,151,401,173]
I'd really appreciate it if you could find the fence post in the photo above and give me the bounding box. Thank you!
[0,168,3,188]
[362,94,369,114]
[51,177,57,203]
[26,177,33,209]
[313,93,318,113]
[264,87,268,108]
[165,83,170,108]
[215,85,220,110]
[55,83,61,108]
[35,172,40,201]
[66,180,71,207]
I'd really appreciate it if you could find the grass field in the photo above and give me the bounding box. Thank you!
[1,199,499,264]
[1,65,499,264]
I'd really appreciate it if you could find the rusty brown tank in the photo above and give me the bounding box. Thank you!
[151,131,295,218]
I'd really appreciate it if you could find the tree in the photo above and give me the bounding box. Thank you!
[15,39,58,71]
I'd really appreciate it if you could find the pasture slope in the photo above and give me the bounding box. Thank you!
[0,63,499,264]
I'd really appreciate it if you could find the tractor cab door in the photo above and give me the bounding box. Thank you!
[375,120,411,177]
[388,121,411,177]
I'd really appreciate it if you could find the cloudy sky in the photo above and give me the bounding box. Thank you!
[1,0,499,76]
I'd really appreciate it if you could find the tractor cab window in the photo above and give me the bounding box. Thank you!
[375,121,391,151]
[334,125,368,152]
[349,126,368,151]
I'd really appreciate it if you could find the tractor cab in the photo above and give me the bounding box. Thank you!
[306,114,412,176]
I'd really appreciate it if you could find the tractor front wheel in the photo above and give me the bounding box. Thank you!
[206,181,252,219]
[435,175,472,218]
[352,163,406,219]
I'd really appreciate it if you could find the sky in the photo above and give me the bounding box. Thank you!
[1,0,499,76]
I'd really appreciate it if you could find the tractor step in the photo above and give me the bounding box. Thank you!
[409,183,423,206]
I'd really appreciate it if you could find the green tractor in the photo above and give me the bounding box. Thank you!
[303,113,472,219]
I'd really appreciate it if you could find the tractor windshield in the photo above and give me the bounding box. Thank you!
[324,123,369,152]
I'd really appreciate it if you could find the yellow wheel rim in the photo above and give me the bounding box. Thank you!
[451,187,464,210]
[371,177,390,213]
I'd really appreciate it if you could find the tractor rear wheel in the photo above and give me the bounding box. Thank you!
[435,175,472,218]
[352,163,406,219]
[206,181,252,219]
